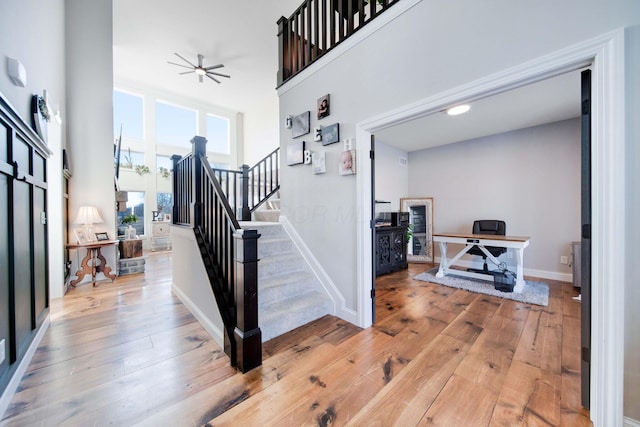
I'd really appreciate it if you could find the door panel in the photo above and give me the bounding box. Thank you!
[580,69,592,410]
[370,135,376,322]
[13,179,32,360]
[0,173,9,381]
[34,186,47,325]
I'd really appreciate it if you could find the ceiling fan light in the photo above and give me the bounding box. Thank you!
[195,68,206,76]
[447,104,471,116]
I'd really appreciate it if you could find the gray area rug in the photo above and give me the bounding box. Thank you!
[414,268,549,306]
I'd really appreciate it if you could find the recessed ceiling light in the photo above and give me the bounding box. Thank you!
[447,104,470,116]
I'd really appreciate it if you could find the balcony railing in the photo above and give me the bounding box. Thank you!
[277,0,399,86]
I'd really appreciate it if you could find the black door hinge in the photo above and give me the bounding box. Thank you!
[370,289,376,298]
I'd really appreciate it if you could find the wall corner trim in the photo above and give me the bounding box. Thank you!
[279,216,357,325]
[172,283,224,348]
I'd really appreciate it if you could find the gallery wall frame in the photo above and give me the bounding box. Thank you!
[287,140,305,166]
[322,123,340,145]
[291,111,310,138]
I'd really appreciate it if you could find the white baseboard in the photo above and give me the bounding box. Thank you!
[0,315,50,420]
[171,284,224,348]
[625,416,640,427]
[280,216,358,325]
[433,257,573,283]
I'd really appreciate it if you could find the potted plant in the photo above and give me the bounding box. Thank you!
[121,213,138,240]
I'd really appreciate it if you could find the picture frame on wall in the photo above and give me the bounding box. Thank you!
[287,140,305,166]
[400,197,434,263]
[312,151,326,174]
[317,94,330,119]
[321,123,340,146]
[339,149,356,175]
[291,111,310,138]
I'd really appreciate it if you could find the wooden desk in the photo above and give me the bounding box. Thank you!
[433,232,530,293]
[67,240,118,287]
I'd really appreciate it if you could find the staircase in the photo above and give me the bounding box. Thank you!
[240,220,333,341]
[252,191,280,222]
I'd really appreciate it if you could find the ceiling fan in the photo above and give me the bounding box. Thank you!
[168,53,231,84]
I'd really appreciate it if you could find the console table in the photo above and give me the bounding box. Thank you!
[67,240,119,287]
[433,232,530,293]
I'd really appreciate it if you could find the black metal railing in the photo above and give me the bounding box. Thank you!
[277,0,398,86]
[172,136,262,373]
[212,147,280,221]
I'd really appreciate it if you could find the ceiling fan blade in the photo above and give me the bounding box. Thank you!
[179,70,195,75]
[174,52,197,68]
[168,61,193,70]
[197,54,204,68]
[199,74,203,83]
[206,74,221,84]
[207,71,230,79]
[205,64,224,71]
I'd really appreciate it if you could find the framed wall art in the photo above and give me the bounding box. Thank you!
[321,123,340,146]
[287,140,305,166]
[291,111,310,138]
[317,94,330,119]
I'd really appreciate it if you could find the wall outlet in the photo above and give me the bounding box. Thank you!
[0,339,5,364]
[560,255,568,265]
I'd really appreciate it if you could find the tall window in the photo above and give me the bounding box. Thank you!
[117,191,145,236]
[157,192,173,216]
[113,90,144,141]
[156,101,197,149]
[207,114,230,154]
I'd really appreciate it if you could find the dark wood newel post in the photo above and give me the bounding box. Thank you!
[234,228,262,372]
[239,164,251,221]
[171,154,182,224]
[191,136,207,228]
[277,16,291,86]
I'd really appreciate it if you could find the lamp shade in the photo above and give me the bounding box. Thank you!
[73,206,104,225]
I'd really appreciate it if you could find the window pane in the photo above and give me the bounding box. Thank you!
[117,191,145,236]
[113,91,143,140]
[119,149,145,169]
[157,192,173,216]
[207,114,230,154]
[156,101,197,148]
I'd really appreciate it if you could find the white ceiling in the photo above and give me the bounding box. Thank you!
[113,0,302,112]
[375,71,582,152]
[113,1,582,152]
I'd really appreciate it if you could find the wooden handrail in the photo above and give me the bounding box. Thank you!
[212,147,280,221]
[277,0,399,86]
[172,136,262,373]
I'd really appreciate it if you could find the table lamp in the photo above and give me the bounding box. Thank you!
[73,206,104,242]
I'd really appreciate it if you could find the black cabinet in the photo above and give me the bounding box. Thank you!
[375,226,408,276]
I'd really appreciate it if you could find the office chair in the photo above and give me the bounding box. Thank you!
[467,220,506,274]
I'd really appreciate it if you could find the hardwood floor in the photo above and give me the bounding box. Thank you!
[1,253,592,426]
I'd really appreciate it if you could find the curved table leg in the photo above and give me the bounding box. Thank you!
[94,247,116,284]
[69,249,93,287]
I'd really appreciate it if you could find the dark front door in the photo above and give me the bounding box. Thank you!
[580,69,592,410]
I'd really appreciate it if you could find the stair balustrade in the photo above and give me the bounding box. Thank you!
[277,0,399,86]
[212,147,280,221]
[172,136,262,373]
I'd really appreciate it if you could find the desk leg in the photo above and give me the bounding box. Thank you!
[514,247,526,293]
[435,242,448,278]
[69,249,93,288]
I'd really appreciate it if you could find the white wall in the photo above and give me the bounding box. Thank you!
[277,0,640,420]
[624,26,640,423]
[408,119,580,280]
[65,0,115,282]
[243,97,280,166]
[374,141,409,214]
[0,0,66,298]
[170,227,224,348]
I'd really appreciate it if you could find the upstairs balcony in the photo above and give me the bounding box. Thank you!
[277,0,399,86]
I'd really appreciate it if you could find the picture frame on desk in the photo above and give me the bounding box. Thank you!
[95,232,109,241]
[74,229,89,245]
